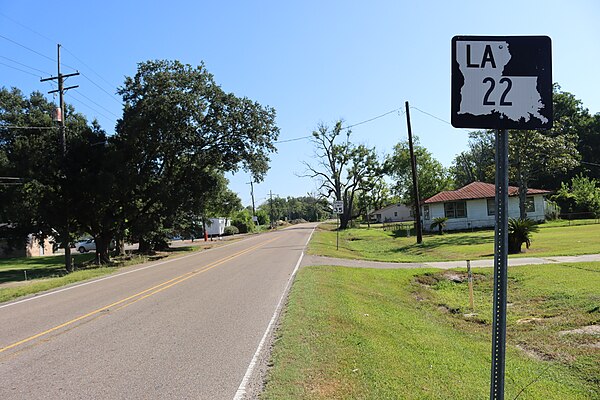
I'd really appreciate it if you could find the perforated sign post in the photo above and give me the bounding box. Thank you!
[451,35,552,400]
[333,201,344,250]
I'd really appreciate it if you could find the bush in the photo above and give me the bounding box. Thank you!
[232,210,256,233]
[290,218,308,225]
[430,217,448,235]
[508,218,539,254]
[223,226,239,236]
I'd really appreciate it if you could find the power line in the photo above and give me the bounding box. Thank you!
[81,72,122,104]
[72,91,120,118]
[0,12,56,44]
[62,46,119,95]
[0,61,41,78]
[67,93,115,124]
[0,125,57,130]
[0,55,51,75]
[1,13,120,101]
[341,107,402,130]
[581,161,600,167]
[275,135,311,144]
[0,33,78,72]
[410,105,471,133]
[274,107,402,144]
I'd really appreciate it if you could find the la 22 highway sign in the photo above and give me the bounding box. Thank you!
[451,36,552,130]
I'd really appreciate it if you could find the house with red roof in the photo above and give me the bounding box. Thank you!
[421,181,551,232]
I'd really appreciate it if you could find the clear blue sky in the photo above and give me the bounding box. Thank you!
[2,1,599,208]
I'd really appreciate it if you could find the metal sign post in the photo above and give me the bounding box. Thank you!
[333,200,344,251]
[491,129,509,399]
[450,35,552,400]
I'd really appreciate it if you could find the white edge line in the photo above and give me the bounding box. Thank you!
[0,238,246,310]
[233,226,315,400]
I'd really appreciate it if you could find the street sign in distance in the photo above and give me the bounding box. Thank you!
[451,35,552,130]
[333,200,344,214]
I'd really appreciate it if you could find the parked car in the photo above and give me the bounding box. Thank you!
[75,238,96,253]
[75,238,116,253]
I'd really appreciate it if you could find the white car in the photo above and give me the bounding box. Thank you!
[75,239,96,253]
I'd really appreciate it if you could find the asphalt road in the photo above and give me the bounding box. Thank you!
[0,223,317,399]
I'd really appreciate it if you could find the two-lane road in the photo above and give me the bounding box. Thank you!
[0,223,317,399]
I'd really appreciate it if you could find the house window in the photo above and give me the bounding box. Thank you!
[444,201,467,219]
[423,205,430,220]
[487,198,495,216]
[526,196,535,212]
[394,211,398,217]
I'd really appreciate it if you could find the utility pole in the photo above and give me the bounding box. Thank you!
[268,190,279,229]
[41,44,79,272]
[247,180,256,217]
[405,101,423,244]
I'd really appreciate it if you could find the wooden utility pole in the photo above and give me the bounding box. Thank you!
[269,190,275,229]
[405,101,423,244]
[41,44,79,272]
[248,180,256,217]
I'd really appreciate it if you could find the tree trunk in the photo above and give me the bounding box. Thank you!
[116,237,125,256]
[508,234,522,254]
[518,178,528,219]
[64,239,73,273]
[94,233,112,265]
[138,237,153,254]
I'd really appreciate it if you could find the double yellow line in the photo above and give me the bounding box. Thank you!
[0,236,279,355]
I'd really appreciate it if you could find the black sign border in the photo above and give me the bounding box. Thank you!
[451,35,553,130]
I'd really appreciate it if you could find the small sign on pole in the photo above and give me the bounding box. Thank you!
[333,200,344,215]
[451,35,552,400]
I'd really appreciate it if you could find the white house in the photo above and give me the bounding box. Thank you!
[372,203,413,223]
[421,182,551,232]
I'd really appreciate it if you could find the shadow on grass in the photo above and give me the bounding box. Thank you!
[0,253,96,284]
[0,264,67,284]
[393,233,494,253]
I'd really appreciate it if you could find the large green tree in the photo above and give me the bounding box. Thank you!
[0,88,99,270]
[384,137,453,207]
[450,130,495,187]
[115,60,279,252]
[303,121,381,229]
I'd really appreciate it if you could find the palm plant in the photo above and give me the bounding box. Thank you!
[508,218,539,253]
[430,217,448,235]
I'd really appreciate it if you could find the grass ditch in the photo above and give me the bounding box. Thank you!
[309,221,600,262]
[262,263,600,399]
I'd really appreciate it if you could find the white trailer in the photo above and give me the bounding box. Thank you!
[205,218,230,236]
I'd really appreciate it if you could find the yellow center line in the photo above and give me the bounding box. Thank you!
[0,236,280,354]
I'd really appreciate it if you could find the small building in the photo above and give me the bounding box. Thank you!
[421,181,551,232]
[205,218,231,236]
[372,203,413,223]
[0,234,54,258]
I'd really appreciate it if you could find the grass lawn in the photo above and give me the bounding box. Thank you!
[0,245,202,303]
[262,263,600,399]
[308,221,600,262]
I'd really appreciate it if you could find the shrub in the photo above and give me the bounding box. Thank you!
[223,226,239,236]
[232,210,256,233]
[430,217,448,235]
[508,218,539,254]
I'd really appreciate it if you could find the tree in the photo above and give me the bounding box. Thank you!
[115,60,279,252]
[450,130,495,187]
[509,126,579,219]
[354,177,390,226]
[384,137,453,207]
[0,88,99,270]
[553,174,600,216]
[302,121,380,229]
